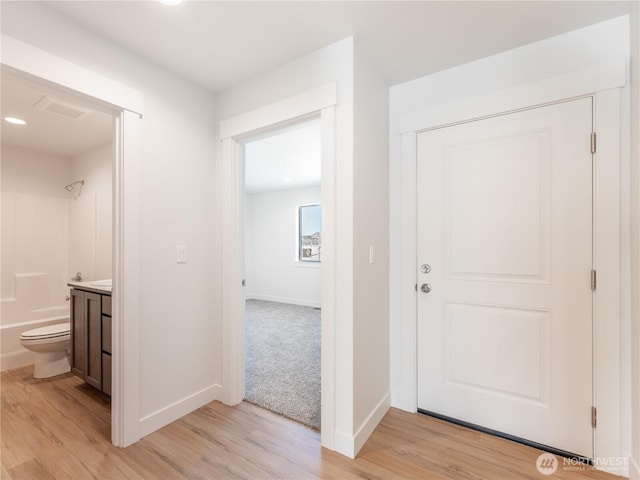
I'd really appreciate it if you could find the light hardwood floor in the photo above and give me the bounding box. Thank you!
[1,366,622,480]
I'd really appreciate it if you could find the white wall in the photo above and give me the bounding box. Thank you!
[70,142,113,282]
[630,3,640,478]
[219,37,390,457]
[389,13,634,473]
[1,2,220,435]
[218,37,357,455]
[1,144,72,198]
[352,42,390,447]
[245,186,321,307]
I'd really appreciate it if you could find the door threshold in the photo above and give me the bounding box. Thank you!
[417,409,591,465]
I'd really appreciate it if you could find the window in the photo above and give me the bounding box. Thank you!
[298,204,321,262]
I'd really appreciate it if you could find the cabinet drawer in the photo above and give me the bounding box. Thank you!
[85,293,102,391]
[102,353,111,396]
[102,295,112,316]
[102,315,112,354]
[70,289,85,379]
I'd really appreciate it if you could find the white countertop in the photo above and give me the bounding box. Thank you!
[68,279,112,294]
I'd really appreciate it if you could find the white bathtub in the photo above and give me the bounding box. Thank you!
[1,305,70,371]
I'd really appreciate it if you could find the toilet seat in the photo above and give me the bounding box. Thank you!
[19,322,70,378]
[20,323,70,341]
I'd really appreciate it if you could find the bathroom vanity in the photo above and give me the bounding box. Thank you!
[68,281,112,396]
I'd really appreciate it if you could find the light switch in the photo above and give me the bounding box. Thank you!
[177,245,187,264]
[369,245,375,264]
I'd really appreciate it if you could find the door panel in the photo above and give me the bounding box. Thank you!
[417,98,593,457]
[446,130,550,283]
[445,302,550,407]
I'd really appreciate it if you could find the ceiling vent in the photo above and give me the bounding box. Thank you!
[33,95,90,120]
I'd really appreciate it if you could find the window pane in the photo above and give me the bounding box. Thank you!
[299,204,321,262]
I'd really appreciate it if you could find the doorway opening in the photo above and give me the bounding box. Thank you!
[220,83,336,448]
[1,71,115,436]
[243,119,322,430]
[2,36,144,447]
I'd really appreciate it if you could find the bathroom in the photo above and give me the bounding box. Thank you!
[1,72,113,377]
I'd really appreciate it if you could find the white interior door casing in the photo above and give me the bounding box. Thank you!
[1,34,145,448]
[219,84,338,451]
[417,98,594,457]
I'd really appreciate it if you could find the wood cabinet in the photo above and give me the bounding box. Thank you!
[101,296,112,396]
[70,288,112,396]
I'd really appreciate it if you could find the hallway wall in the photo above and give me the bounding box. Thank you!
[389,14,635,476]
[1,1,221,437]
[218,36,390,457]
[245,186,321,307]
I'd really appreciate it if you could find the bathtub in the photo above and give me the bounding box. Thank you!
[1,304,70,371]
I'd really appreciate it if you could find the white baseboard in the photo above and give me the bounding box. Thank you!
[629,456,640,479]
[333,391,391,459]
[391,389,416,413]
[138,384,222,438]
[245,294,321,308]
[334,429,355,458]
[1,350,34,372]
[354,392,391,456]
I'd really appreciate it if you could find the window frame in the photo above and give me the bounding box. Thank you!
[297,203,322,263]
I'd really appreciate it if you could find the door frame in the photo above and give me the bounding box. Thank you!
[219,83,337,449]
[1,34,143,447]
[397,64,627,473]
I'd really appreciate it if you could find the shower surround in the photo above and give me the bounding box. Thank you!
[1,143,112,371]
[1,193,72,369]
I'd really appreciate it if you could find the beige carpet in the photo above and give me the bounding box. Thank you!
[244,299,321,430]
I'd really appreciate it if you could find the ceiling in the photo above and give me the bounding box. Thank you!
[1,1,634,165]
[245,121,321,194]
[1,73,112,157]
[45,0,634,93]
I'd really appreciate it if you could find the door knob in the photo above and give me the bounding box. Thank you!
[421,283,432,293]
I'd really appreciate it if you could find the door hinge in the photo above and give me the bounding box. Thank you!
[591,132,596,154]
[591,270,596,291]
[242,279,246,287]
[591,406,597,428]
[415,283,418,292]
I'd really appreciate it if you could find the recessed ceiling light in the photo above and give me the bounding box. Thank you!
[283,178,292,182]
[4,116,26,125]
[159,0,183,5]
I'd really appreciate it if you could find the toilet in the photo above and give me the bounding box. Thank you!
[19,323,71,378]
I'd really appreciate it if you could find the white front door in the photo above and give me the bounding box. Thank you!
[416,98,594,458]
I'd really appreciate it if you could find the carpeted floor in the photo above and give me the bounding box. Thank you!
[244,299,321,430]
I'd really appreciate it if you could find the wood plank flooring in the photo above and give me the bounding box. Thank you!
[1,366,623,479]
